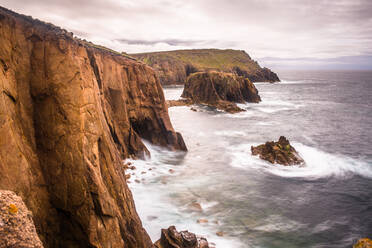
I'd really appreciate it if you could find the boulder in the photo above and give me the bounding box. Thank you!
[0,190,44,248]
[154,226,209,248]
[354,238,372,248]
[251,136,304,166]
[180,71,261,113]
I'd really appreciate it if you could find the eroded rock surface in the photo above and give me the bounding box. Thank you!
[0,190,44,248]
[251,136,305,166]
[155,226,209,248]
[178,71,260,113]
[0,6,185,248]
[353,238,372,248]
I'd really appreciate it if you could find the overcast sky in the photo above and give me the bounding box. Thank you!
[1,0,372,69]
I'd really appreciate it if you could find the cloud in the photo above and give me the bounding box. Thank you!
[1,0,372,69]
[259,55,372,70]
[115,38,213,46]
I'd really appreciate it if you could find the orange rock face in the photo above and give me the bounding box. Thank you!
[0,6,185,248]
[180,71,261,113]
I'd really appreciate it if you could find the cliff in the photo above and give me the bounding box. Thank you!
[131,49,280,85]
[0,6,186,248]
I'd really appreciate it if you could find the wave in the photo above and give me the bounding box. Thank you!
[229,142,372,180]
[126,141,245,248]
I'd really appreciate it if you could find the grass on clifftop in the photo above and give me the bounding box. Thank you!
[131,49,263,73]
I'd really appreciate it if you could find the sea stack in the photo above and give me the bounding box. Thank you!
[251,136,305,166]
[179,71,260,113]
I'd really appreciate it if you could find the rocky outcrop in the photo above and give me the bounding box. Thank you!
[131,49,280,85]
[353,238,372,248]
[251,136,305,166]
[176,71,260,113]
[232,66,280,83]
[0,6,186,248]
[0,190,44,248]
[155,226,209,248]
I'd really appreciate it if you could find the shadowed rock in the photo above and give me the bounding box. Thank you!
[251,136,305,166]
[155,226,209,248]
[176,71,260,113]
[0,190,44,248]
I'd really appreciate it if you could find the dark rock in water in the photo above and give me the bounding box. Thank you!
[353,238,372,248]
[180,71,261,113]
[0,190,44,248]
[154,226,209,248]
[251,136,305,166]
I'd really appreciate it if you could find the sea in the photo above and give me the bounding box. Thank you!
[127,70,372,248]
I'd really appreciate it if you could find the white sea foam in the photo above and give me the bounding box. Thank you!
[126,141,245,248]
[214,130,247,137]
[229,142,372,179]
[252,215,306,232]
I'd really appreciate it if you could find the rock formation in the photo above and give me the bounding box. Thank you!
[0,6,186,247]
[131,49,280,85]
[353,238,372,248]
[0,190,44,248]
[251,136,305,166]
[154,226,209,248]
[173,71,260,113]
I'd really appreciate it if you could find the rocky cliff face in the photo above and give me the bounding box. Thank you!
[179,71,260,113]
[0,190,44,248]
[131,49,280,85]
[0,7,186,248]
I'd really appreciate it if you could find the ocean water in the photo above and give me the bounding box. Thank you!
[128,70,372,248]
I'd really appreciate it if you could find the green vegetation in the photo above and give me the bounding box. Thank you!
[131,49,262,73]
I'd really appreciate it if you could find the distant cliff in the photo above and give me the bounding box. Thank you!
[0,6,186,248]
[131,49,280,85]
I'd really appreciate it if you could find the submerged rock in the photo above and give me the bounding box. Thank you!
[180,71,261,113]
[353,238,372,248]
[0,190,44,248]
[154,226,209,248]
[251,136,305,166]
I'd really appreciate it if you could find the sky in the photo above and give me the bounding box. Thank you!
[1,0,372,70]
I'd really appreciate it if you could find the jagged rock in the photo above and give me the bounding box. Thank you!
[0,190,44,248]
[154,226,209,248]
[354,238,372,248]
[167,99,193,108]
[251,136,305,166]
[233,66,279,83]
[0,7,186,248]
[131,49,280,85]
[180,71,261,113]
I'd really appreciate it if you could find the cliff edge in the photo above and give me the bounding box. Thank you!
[131,49,280,85]
[0,6,186,247]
